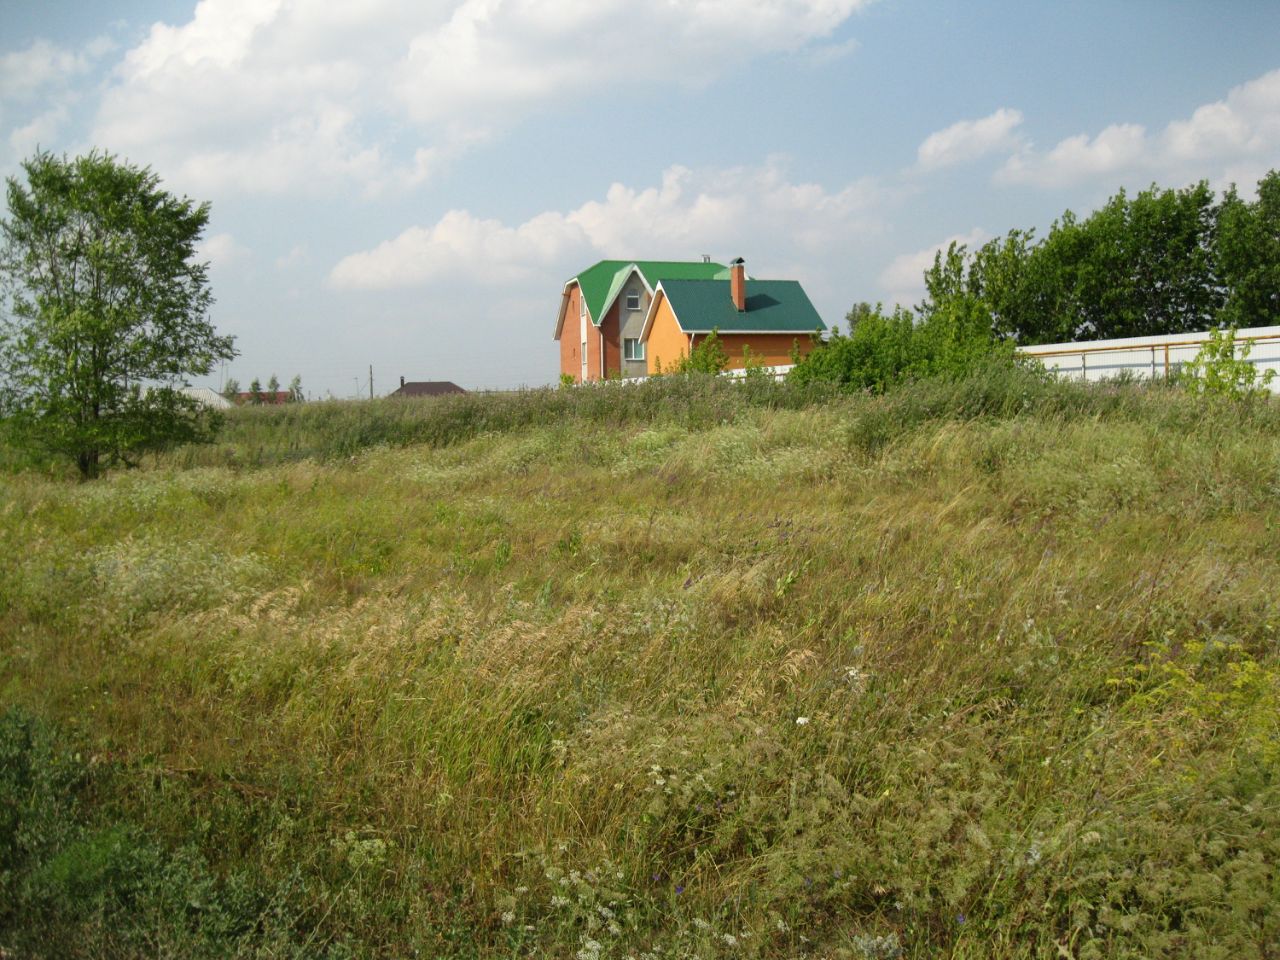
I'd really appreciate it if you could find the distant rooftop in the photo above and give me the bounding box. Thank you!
[391,380,466,398]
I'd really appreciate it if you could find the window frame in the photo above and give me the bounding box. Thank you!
[624,337,645,361]
[625,291,641,311]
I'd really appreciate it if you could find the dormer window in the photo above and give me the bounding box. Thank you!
[625,292,641,311]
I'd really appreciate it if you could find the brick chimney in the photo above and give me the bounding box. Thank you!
[730,257,746,312]
[400,376,405,388]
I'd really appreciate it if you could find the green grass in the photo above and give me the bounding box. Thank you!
[1,369,1278,958]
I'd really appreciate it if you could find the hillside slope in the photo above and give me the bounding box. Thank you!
[2,374,1278,958]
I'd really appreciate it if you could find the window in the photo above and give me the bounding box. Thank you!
[579,296,586,317]
[625,292,641,311]
[624,338,645,361]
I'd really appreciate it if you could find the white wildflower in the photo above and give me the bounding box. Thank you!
[693,918,711,931]
[721,933,738,948]
[551,895,571,908]
[501,911,515,925]
[795,716,810,726]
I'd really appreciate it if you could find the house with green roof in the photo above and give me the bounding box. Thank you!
[554,257,825,381]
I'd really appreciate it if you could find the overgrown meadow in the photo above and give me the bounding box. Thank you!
[2,370,1278,958]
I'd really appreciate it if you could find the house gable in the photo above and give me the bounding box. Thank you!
[554,259,727,342]
[643,289,691,373]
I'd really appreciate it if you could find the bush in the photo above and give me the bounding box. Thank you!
[787,302,1016,391]
[1179,325,1277,400]
[677,328,730,374]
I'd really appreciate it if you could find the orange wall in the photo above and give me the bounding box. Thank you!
[718,333,815,369]
[558,287,579,381]
[558,284,606,383]
[645,293,690,374]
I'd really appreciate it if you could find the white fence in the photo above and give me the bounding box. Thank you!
[595,363,796,386]
[1017,325,1280,392]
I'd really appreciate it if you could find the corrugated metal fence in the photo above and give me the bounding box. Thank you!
[1017,325,1280,392]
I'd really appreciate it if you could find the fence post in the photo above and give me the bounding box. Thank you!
[1081,352,1087,382]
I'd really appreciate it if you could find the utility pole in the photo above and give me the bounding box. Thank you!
[369,365,374,400]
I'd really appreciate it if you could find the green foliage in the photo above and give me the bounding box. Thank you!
[1179,325,1277,400]
[0,151,236,478]
[1218,170,1280,327]
[0,708,336,958]
[740,343,772,384]
[787,299,1015,391]
[678,327,729,374]
[288,375,303,403]
[222,378,240,401]
[559,372,576,388]
[921,171,1280,345]
[248,377,262,404]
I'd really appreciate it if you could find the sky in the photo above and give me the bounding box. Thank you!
[2,0,1279,396]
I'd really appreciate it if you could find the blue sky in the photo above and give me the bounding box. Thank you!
[2,0,1279,395]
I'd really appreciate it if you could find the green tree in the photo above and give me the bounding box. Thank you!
[1218,170,1280,328]
[267,373,280,400]
[287,375,303,403]
[222,377,240,401]
[249,377,262,404]
[918,178,1238,345]
[0,151,235,478]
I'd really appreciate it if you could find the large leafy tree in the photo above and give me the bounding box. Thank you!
[0,151,235,478]
[1218,170,1280,327]
[919,176,1263,345]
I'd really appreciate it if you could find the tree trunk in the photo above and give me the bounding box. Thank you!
[77,448,99,480]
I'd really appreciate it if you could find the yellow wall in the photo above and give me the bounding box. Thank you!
[644,293,690,374]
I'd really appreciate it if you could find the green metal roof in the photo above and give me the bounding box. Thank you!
[571,260,726,323]
[658,279,827,334]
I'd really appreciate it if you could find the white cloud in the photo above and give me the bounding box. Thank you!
[329,160,888,290]
[916,108,1024,171]
[0,36,114,165]
[998,123,1147,188]
[998,67,1280,191]
[393,0,873,123]
[275,244,309,270]
[8,106,70,158]
[878,227,988,308]
[0,38,109,103]
[197,231,249,267]
[86,0,874,197]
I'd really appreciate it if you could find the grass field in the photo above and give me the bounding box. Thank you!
[2,370,1278,958]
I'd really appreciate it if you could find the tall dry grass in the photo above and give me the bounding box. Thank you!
[1,369,1277,958]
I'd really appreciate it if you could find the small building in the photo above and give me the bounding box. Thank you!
[178,386,233,410]
[234,390,292,405]
[390,378,466,398]
[553,257,825,382]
